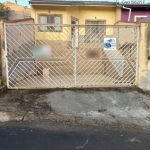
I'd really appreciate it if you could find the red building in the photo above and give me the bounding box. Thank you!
[121,6,150,22]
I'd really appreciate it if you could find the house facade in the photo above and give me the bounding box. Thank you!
[29,0,122,46]
[29,0,121,25]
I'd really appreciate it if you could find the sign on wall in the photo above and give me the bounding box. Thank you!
[104,37,117,51]
[117,0,148,5]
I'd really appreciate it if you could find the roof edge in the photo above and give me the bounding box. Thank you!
[29,1,116,7]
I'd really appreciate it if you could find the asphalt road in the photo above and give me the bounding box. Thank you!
[0,122,150,150]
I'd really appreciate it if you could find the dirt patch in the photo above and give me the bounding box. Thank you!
[98,109,107,113]
[19,94,52,116]
[0,90,53,121]
[108,114,116,118]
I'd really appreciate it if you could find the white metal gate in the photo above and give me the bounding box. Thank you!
[5,24,138,89]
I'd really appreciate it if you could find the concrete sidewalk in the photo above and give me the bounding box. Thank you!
[0,88,150,129]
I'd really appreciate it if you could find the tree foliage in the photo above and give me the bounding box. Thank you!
[0,3,10,19]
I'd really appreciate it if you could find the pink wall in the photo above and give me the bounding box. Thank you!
[121,7,150,22]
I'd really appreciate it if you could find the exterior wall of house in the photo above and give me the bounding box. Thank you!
[116,7,121,22]
[31,6,118,41]
[121,7,150,22]
[115,21,136,45]
[32,6,117,24]
[138,23,150,90]
[31,6,67,41]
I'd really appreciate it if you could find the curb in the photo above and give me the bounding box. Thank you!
[0,85,7,94]
[1,111,149,130]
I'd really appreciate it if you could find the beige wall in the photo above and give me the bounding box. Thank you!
[115,22,136,46]
[32,6,118,41]
[79,7,116,24]
[115,7,121,23]
[138,23,150,90]
[32,6,117,24]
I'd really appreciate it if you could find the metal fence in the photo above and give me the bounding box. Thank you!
[5,24,138,89]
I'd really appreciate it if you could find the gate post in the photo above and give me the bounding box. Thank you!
[74,46,77,87]
[137,23,150,90]
[135,24,140,86]
[0,21,2,85]
[4,23,9,88]
[1,21,7,86]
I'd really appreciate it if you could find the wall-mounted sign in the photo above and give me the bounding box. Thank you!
[117,0,148,5]
[104,37,117,51]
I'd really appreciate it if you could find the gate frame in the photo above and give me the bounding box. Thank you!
[135,24,140,86]
[4,23,139,89]
[4,23,9,89]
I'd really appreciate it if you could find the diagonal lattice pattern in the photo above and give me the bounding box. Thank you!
[5,24,138,89]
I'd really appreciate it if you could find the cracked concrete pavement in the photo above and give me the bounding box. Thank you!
[0,88,150,129]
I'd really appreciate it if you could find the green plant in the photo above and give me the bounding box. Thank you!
[0,3,10,19]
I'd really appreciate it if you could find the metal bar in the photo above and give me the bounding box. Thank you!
[6,26,32,57]
[5,24,138,28]
[14,62,37,86]
[4,23,10,88]
[135,26,140,85]
[74,43,77,86]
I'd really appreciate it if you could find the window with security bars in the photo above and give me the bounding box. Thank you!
[85,20,105,43]
[39,15,62,32]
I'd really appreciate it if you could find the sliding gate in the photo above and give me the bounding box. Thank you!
[5,24,138,89]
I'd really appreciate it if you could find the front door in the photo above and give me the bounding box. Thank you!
[71,17,78,48]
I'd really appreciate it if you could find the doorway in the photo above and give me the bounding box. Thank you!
[71,17,79,48]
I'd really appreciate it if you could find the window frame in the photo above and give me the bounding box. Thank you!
[85,19,106,43]
[38,14,63,32]
[134,15,147,22]
[85,19,106,33]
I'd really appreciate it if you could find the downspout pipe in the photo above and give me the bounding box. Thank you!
[123,5,131,22]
